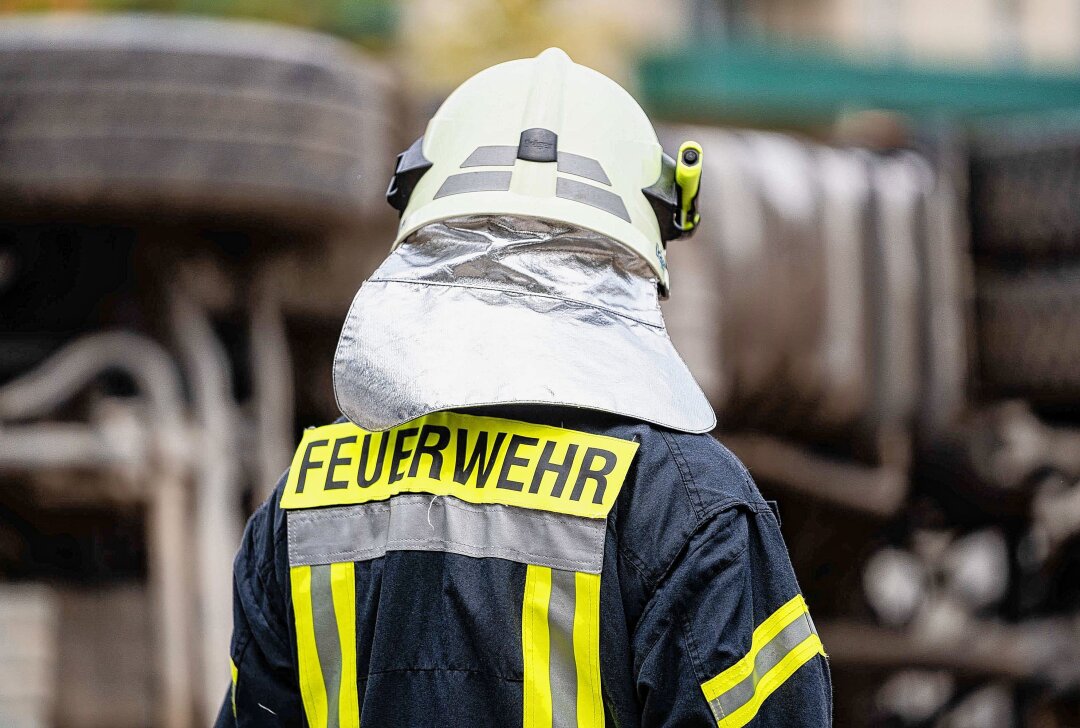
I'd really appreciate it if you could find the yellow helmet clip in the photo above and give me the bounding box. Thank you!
[675,141,703,233]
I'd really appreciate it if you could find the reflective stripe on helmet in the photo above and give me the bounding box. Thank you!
[433,171,513,199]
[556,177,630,222]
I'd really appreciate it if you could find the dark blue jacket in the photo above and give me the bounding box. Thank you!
[215,407,832,727]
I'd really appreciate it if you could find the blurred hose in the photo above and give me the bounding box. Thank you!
[722,432,910,518]
[169,287,243,725]
[821,617,1079,683]
[251,264,295,503]
[0,424,137,470]
[0,332,183,425]
[0,331,193,728]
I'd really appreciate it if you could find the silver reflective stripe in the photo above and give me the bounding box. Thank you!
[309,564,342,728]
[458,146,612,187]
[548,569,578,728]
[434,171,512,198]
[556,177,630,222]
[461,145,518,168]
[287,495,607,572]
[709,611,817,720]
[557,152,611,185]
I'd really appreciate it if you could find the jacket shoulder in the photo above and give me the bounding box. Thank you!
[606,420,767,517]
[655,428,767,517]
[599,420,769,589]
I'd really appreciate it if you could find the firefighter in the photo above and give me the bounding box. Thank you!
[216,48,832,727]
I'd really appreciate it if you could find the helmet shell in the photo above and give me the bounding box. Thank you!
[395,48,669,289]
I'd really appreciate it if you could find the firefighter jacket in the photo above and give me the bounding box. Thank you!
[214,406,832,727]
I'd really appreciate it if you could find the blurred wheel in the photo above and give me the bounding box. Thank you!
[0,14,395,232]
[978,266,1080,400]
[970,128,1080,259]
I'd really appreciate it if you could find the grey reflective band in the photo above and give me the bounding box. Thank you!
[556,177,631,222]
[709,611,818,720]
[433,171,512,199]
[460,146,612,187]
[461,145,518,168]
[557,151,611,186]
[548,569,578,728]
[309,564,344,728]
[287,495,607,573]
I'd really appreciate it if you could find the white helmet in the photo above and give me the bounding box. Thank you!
[386,47,702,296]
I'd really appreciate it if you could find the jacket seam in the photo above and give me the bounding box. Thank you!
[659,430,706,520]
[288,496,604,526]
[293,541,600,572]
[610,437,654,588]
[677,605,709,709]
[615,534,653,586]
[632,518,750,676]
[232,629,252,673]
[677,604,703,676]
[229,631,251,720]
[701,497,771,521]
[361,666,523,682]
[246,552,289,658]
[615,430,708,592]
[618,493,760,598]
[650,497,754,591]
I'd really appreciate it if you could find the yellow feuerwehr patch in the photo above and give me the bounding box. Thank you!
[280,412,639,519]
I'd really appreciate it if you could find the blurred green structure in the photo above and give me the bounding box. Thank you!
[3,0,397,44]
[639,39,1080,125]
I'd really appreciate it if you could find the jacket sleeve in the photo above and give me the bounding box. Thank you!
[632,504,832,727]
[214,497,305,727]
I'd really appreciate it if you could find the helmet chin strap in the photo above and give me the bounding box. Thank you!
[386,137,432,215]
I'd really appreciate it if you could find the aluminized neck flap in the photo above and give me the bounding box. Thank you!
[333,215,716,433]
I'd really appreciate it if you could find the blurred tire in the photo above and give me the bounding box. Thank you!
[978,266,1080,399]
[0,14,395,232]
[970,128,1080,259]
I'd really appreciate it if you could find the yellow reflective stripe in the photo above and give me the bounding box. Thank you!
[700,594,826,728]
[330,562,360,728]
[230,657,238,719]
[523,567,606,727]
[701,594,809,701]
[523,564,553,728]
[291,565,329,728]
[715,634,823,728]
[573,572,604,728]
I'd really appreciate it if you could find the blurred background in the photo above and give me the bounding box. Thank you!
[0,0,1079,726]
